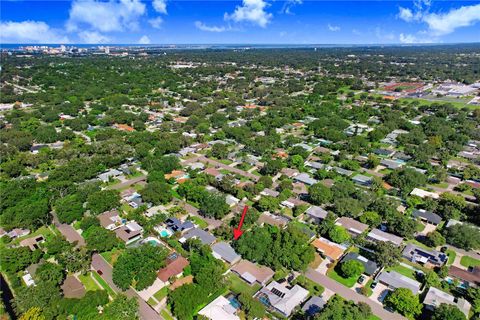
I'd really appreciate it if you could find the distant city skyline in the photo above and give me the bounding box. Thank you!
[1,0,480,45]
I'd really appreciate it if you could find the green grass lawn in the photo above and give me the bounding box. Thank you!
[101,248,123,265]
[147,297,157,307]
[160,308,175,320]
[364,279,373,297]
[327,268,358,288]
[446,249,457,266]
[11,226,53,245]
[92,271,117,297]
[78,272,101,291]
[227,273,261,296]
[189,216,208,229]
[386,264,416,280]
[460,256,480,268]
[153,286,169,301]
[219,159,233,165]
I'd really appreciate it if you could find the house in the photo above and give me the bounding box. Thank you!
[281,167,300,178]
[261,188,280,197]
[225,194,240,207]
[340,252,378,276]
[301,296,326,316]
[293,173,318,186]
[165,170,187,181]
[230,260,274,286]
[204,167,222,178]
[380,159,404,170]
[61,275,86,298]
[335,217,368,237]
[157,253,190,282]
[412,209,442,225]
[305,206,328,223]
[188,162,205,170]
[377,271,421,294]
[402,244,447,267]
[305,161,324,170]
[22,271,35,287]
[2,228,30,239]
[257,281,309,316]
[352,174,373,186]
[373,148,395,157]
[423,287,471,317]
[179,228,216,245]
[311,237,346,262]
[410,188,440,199]
[114,222,143,244]
[258,213,290,228]
[366,228,403,246]
[333,167,354,177]
[19,235,45,251]
[97,169,122,183]
[198,295,240,320]
[166,218,194,233]
[98,210,123,230]
[211,242,241,264]
[448,266,480,288]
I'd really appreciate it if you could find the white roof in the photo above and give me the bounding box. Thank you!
[198,296,239,320]
[261,281,309,316]
[241,272,257,284]
[22,273,35,287]
[410,188,439,199]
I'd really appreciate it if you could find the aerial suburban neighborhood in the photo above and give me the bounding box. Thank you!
[1,2,480,320]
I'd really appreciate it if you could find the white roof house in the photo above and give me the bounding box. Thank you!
[424,287,471,317]
[22,272,35,287]
[198,296,240,320]
[410,188,440,199]
[257,281,309,316]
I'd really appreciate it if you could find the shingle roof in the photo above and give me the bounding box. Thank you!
[412,209,442,225]
[231,260,274,285]
[367,228,403,246]
[212,242,240,264]
[341,252,378,275]
[181,228,216,245]
[377,271,421,294]
[157,254,189,282]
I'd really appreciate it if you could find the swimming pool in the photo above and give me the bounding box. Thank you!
[142,237,164,247]
[160,230,169,237]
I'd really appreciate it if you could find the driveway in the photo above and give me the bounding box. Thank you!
[370,283,390,304]
[92,254,163,320]
[305,268,406,320]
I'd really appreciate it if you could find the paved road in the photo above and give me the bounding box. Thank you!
[184,155,260,181]
[305,268,406,320]
[92,254,163,320]
[107,175,146,190]
[442,244,480,260]
[52,212,85,247]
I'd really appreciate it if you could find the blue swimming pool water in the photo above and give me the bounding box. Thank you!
[149,240,159,246]
[160,230,169,237]
[229,297,241,309]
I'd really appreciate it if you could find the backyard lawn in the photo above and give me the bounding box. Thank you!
[78,273,101,291]
[327,268,357,288]
[189,216,208,229]
[227,273,261,296]
[101,248,123,265]
[386,264,416,280]
[460,256,480,268]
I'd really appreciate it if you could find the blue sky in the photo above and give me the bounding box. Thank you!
[1,0,480,44]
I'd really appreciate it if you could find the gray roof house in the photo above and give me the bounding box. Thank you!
[333,167,354,177]
[402,244,447,266]
[377,271,421,294]
[305,206,328,223]
[211,242,241,264]
[366,228,403,246]
[412,209,442,225]
[301,296,326,316]
[179,228,216,245]
[341,252,378,276]
[352,174,373,186]
[261,188,280,197]
[257,281,309,316]
[380,159,404,170]
[335,217,369,237]
[293,173,318,186]
[423,287,471,317]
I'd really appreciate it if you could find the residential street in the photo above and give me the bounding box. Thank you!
[184,155,260,181]
[305,268,406,320]
[107,175,147,190]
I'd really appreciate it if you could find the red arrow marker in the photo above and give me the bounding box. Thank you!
[233,205,248,240]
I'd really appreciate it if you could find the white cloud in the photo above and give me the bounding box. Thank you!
[224,0,272,28]
[138,35,151,44]
[67,0,146,33]
[152,0,167,14]
[281,0,302,15]
[0,20,69,43]
[148,17,163,29]
[398,7,414,22]
[399,33,418,44]
[78,31,110,43]
[195,21,227,32]
[327,23,340,32]
[423,4,480,36]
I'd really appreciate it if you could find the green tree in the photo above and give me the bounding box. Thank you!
[140,181,172,205]
[432,303,466,320]
[101,295,139,320]
[316,295,372,320]
[384,288,422,319]
[373,241,402,268]
[54,194,85,224]
[340,260,364,278]
[238,293,265,319]
[199,192,230,219]
[425,231,446,247]
[309,183,333,205]
[328,225,350,244]
[84,226,119,252]
[36,262,65,286]
[86,190,120,215]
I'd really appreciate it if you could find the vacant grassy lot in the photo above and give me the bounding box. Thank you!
[226,272,261,296]
[78,272,101,292]
[326,268,357,288]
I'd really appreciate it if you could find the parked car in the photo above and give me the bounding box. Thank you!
[358,275,366,284]
[370,281,377,289]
